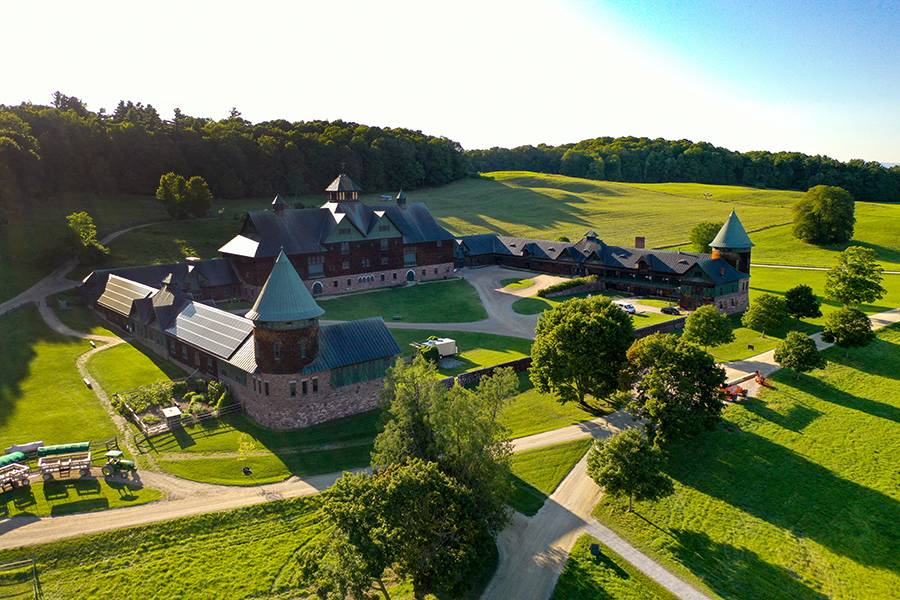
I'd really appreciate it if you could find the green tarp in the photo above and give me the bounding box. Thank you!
[36,442,90,457]
[0,451,26,467]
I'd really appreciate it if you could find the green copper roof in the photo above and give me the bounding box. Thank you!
[709,210,753,250]
[246,251,325,322]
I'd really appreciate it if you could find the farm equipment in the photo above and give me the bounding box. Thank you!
[410,337,458,358]
[0,452,31,491]
[100,450,137,477]
[722,384,749,403]
[37,442,92,480]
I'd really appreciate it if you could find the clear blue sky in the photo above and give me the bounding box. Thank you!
[3,0,898,162]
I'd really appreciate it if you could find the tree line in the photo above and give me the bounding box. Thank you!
[0,92,469,204]
[466,137,900,201]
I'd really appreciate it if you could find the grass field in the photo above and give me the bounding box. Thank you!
[501,277,535,290]
[499,374,604,439]
[0,192,167,304]
[51,291,116,336]
[318,278,487,323]
[512,294,680,328]
[391,329,532,376]
[0,498,328,598]
[594,325,900,600]
[509,438,591,516]
[86,342,184,396]
[142,410,380,485]
[0,478,161,518]
[552,535,678,600]
[709,268,900,362]
[0,307,117,450]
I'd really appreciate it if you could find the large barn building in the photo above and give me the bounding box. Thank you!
[218,174,456,299]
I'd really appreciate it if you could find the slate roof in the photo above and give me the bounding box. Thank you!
[325,173,362,192]
[246,251,325,322]
[96,275,156,316]
[303,318,400,374]
[710,210,753,250]
[84,258,240,297]
[166,302,254,360]
[220,199,454,259]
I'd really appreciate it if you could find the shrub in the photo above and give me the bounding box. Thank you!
[420,345,440,364]
[172,380,189,397]
[142,414,161,425]
[537,275,598,298]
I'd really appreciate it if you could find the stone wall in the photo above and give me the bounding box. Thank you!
[231,369,384,430]
[712,280,750,315]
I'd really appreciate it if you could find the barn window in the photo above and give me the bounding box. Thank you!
[290,381,297,398]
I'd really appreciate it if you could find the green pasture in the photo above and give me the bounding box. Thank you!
[0,307,116,450]
[86,342,183,396]
[509,438,592,516]
[499,373,606,439]
[0,478,161,518]
[51,291,116,337]
[594,325,900,600]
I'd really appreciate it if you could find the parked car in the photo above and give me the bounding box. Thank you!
[661,306,681,315]
[616,302,636,314]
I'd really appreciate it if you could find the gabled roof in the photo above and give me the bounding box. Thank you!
[325,173,361,192]
[84,258,240,296]
[696,257,747,284]
[96,275,156,316]
[710,210,753,250]
[246,251,325,322]
[302,318,401,374]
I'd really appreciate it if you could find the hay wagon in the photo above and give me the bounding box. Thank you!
[0,452,31,491]
[37,442,92,480]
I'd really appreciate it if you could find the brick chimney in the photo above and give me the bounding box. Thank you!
[634,236,645,249]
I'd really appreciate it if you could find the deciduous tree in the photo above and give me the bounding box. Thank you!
[65,211,109,260]
[530,297,634,406]
[741,293,788,336]
[155,171,185,218]
[774,331,825,378]
[784,284,822,318]
[689,221,723,253]
[184,175,213,217]
[682,304,734,347]
[792,185,855,244]
[822,307,874,351]
[625,333,726,446]
[825,246,886,307]
[587,428,674,512]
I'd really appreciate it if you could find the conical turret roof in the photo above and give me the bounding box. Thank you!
[710,210,753,250]
[246,250,325,322]
[325,173,361,192]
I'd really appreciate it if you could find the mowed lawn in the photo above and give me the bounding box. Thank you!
[0,498,329,599]
[509,438,591,516]
[552,536,678,600]
[594,325,900,600]
[0,478,161,519]
[708,268,900,362]
[0,307,117,450]
[391,329,532,377]
[86,342,184,396]
[499,374,605,439]
[51,291,116,337]
[318,278,487,323]
[144,410,381,485]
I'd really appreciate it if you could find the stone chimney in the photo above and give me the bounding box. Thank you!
[634,236,645,249]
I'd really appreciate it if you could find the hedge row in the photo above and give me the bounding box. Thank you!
[536,275,598,298]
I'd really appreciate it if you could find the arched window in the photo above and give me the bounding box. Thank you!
[406,270,416,282]
[312,281,323,296]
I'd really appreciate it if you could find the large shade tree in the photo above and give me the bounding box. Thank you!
[587,428,674,512]
[791,185,856,244]
[825,246,886,307]
[682,304,734,347]
[774,331,826,378]
[822,307,875,352]
[689,221,724,253]
[530,296,635,406]
[784,284,822,319]
[625,333,726,446]
[741,293,788,336]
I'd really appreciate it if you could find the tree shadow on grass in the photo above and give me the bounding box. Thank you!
[741,397,823,432]
[824,335,899,381]
[668,529,827,600]
[666,426,900,573]
[509,475,547,517]
[771,372,900,424]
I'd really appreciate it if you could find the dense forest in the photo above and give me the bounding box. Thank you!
[2,93,898,206]
[466,138,900,201]
[0,93,469,205]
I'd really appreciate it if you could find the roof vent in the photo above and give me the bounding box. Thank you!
[678,259,689,265]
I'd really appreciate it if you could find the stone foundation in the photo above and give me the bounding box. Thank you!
[230,369,384,430]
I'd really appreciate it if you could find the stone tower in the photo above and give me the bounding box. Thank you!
[246,250,325,374]
[709,210,753,274]
[324,173,362,202]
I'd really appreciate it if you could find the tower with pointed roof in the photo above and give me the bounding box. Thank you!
[709,210,753,274]
[247,250,325,374]
[324,173,362,202]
